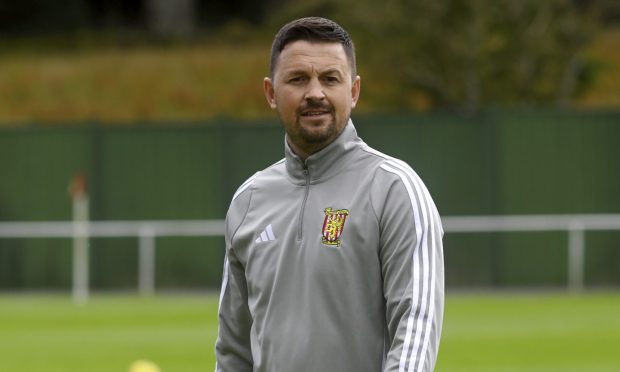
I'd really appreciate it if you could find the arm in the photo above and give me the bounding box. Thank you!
[373,162,444,372]
[215,249,253,371]
[215,185,254,372]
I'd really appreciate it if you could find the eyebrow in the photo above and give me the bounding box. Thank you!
[282,67,345,78]
[321,68,344,77]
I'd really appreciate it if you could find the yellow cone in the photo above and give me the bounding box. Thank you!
[128,359,161,372]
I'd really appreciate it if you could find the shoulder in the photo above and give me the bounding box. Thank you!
[226,158,286,236]
[225,158,285,243]
[358,142,422,186]
[361,143,440,220]
[230,158,286,202]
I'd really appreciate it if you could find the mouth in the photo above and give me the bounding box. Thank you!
[300,109,331,118]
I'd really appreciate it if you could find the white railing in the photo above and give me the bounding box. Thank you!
[0,220,224,303]
[1,214,619,302]
[444,214,620,292]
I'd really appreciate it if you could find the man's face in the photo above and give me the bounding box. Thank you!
[264,40,361,158]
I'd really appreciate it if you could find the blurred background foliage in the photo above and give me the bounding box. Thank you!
[0,0,619,124]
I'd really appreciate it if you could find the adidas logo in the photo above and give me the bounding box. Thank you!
[255,224,276,243]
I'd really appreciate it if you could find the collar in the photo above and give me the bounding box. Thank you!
[285,119,361,184]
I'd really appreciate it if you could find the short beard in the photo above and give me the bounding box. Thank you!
[294,100,337,144]
[294,114,337,144]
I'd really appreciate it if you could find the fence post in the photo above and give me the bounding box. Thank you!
[71,174,90,305]
[138,227,156,296]
[567,222,585,293]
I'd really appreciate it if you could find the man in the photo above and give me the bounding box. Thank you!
[216,17,444,372]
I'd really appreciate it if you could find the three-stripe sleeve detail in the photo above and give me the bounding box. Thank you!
[231,158,284,201]
[378,159,438,372]
[217,256,230,313]
[216,170,259,372]
[232,174,257,201]
[214,255,229,372]
[221,170,257,314]
[222,173,255,314]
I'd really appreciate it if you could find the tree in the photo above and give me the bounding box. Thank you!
[270,0,598,111]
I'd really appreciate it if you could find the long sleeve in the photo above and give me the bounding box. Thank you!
[215,182,255,372]
[373,161,445,372]
[215,248,253,371]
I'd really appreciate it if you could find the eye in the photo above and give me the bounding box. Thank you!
[288,76,307,84]
[323,75,340,84]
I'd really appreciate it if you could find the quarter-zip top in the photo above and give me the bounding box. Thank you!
[283,119,362,185]
[284,120,361,241]
[297,165,310,241]
[217,119,445,372]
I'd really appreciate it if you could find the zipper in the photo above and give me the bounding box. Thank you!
[297,165,310,241]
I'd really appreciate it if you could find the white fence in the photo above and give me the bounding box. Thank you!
[0,220,224,303]
[1,214,620,302]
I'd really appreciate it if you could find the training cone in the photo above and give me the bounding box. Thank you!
[128,359,161,372]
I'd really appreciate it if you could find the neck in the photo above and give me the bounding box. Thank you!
[286,124,349,161]
[287,138,334,161]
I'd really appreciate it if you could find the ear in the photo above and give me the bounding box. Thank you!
[351,75,361,109]
[263,77,277,109]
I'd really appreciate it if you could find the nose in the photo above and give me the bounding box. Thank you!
[304,77,325,101]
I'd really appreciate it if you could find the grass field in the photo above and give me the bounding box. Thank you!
[1,292,619,371]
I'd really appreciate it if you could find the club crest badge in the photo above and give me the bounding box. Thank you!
[321,207,349,246]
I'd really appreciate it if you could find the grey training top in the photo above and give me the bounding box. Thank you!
[216,121,444,372]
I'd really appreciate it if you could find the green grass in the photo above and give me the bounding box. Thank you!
[0,294,219,372]
[0,292,619,371]
[436,292,620,371]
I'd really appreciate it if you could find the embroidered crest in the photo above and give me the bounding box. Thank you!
[321,208,349,246]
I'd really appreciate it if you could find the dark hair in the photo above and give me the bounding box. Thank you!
[269,17,356,79]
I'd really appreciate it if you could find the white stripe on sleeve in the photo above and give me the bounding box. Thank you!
[379,160,437,372]
[232,175,256,201]
[217,255,229,312]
